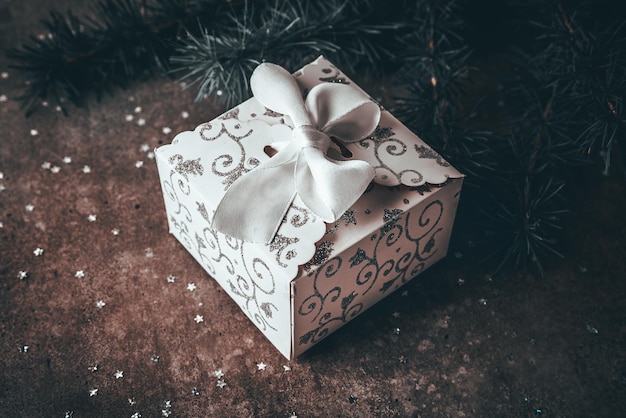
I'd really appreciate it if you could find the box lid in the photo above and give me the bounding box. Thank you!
[156,56,462,280]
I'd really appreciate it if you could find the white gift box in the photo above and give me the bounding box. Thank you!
[155,56,464,359]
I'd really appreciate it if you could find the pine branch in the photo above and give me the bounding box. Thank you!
[170,0,403,108]
[7,0,228,115]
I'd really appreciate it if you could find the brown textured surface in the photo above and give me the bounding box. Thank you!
[2,2,626,417]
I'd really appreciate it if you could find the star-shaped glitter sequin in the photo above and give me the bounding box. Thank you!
[25,203,35,212]
[283,365,291,372]
[166,275,176,283]
[50,166,61,173]
[88,364,98,372]
[187,283,197,291]
[89,388,98,397]
[87,214,97,222]
[95,300,106,308]
[194,314,204,323]
[111,228,120,235]
[75,270,85,278]
[33,247,44,256]
[82,165,91,173]
[62,156,72,164]
[150,354,160,363]
[191,387,200,396]
[18,271,28,280]
[131,412,141,418]
[162,127,172,134]
[256,362,267,371]
[216,379,226,388]
[213,369,224,378]
[114,370,123,379]
[140,144,150,152]
[135,161,144,168]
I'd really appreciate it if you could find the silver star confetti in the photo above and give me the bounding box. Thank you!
[166,275,176,283]
[283,365,291,372]
[96,300,106,308]
[191,387,200,396]
[25,203,35,212]
[89,388,98,397]
[82,165,91,173]
[88,364,98,372]
[162,127,172,134]
[150,354,160,363]
[18,271,28,280]
[128,397,136,406]
[125,114,134,122]
[194,314,204,323]
[134,106,142,113]
[216,379,226,388]
[213,369,224,378]
[256,362,267,371]
[75,270,85,278]
[33,247,44,256]
[140,144,150,152]
[135,161,144,168]
[114,370,124,379]
[111,228,120,235]
[88,214,97,222]
[131,413,141,418]
[137,118,146,126]
[187,283,196,291]
[20,345,29,353]
[62,156,72,164]
[478,298,487,306]
[50,166,61,173]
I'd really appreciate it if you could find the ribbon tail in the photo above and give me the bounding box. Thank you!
[296,149,375,222]
[212,161,297,244]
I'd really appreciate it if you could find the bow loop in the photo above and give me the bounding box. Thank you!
[212,62,380,244]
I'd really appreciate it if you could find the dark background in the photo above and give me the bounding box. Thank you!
[1,0,625,416]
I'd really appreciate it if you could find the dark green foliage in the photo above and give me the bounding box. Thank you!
[170,0,402,107]
[7,0,625,276]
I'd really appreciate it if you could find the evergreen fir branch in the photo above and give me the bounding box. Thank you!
[7,0,227,115]
[170,0,402,108]
[481,175,567,277]
[513,1,625,173]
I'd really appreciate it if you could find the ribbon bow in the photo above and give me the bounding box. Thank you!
[212,63,380,244]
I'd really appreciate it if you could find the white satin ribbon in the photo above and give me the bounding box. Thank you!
[211,62,381,244]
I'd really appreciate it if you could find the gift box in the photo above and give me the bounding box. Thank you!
[155,56,463,359]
